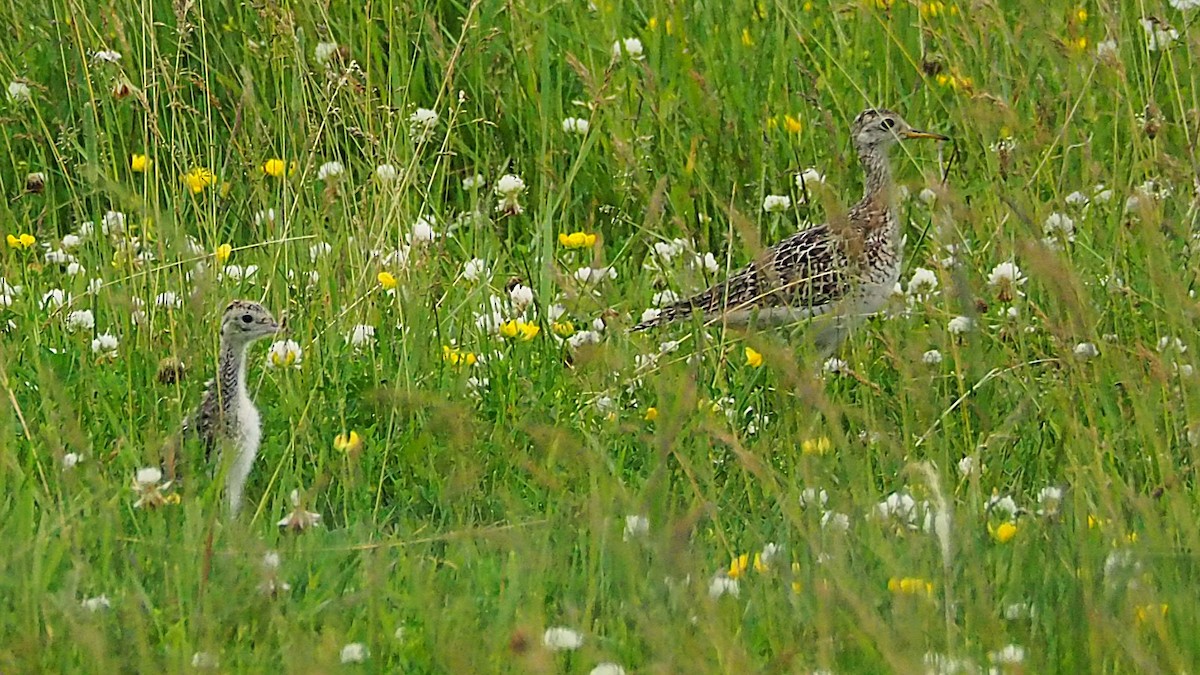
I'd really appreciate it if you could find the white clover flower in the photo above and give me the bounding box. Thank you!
[92,49,122,63]
[309,241,332,261]
[574,266,617,284]
[220,264,259,283]
[957,456,975,476]
[339,643,368,664]
[1096,39,1118,59]
[986,494,1020,519]
[567,330,602,349]
[7,81,32,104]
[589,664,627,675]
[1170,0,1200,9]
[820,510,850,531]
[462,258,488,282]
[794,168,825,193]
[1092,184,1113,202]
[101,210,126,235]
[375,163,398,182]
[411,215,437,243]
[759,542,782,566]
[66,262,86,276]
[191,652,219,669]
[135,467,163,486]
[41,289,68,309]
[155,291,181,309]
[623,514,649,540]
[915,349,941,367]
[987,261,1027,290]
[562,117,590,134]
[611,37,645,60]
[639,308,662,325]
[918,187,938,205]
[542,627,584,651]
[266,339,303,369]
[91,333,119,357]
[254,208,278,228]
[63,452,83,469]
[822,357,847,375]
[81,594,111,612]
[45,249,72,265]
[317,161,345,181]
[876,491,919,526]
[61,234,82,250]
[1037,486,1064,512]
[346,324,376,348]
[1073,342,1099,359]
[796,487,828,509]
[1158,336,1187,353]
[907,267,939,297]
[278,488,322,531]
[945,312,974,333]
[462,173,485,190]
[1064,191,1089,207]
[1043,212,1076,246]
[509,283,534,309]
[1140,17,1179,51]
[988,644,1026,665]
[409,107,439,142]
[990,137,1017,154]
[762,194,791,213]
[65,310,95,332]
[708,576,740,599]
[695,252,720,274]
[494,173,527,214]
[314,41,339,65]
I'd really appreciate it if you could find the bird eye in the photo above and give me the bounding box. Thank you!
[880,118,896,130]
[241,314,253,323]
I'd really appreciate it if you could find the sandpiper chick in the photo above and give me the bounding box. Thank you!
[184,300,282,515]
[633,109,948,348]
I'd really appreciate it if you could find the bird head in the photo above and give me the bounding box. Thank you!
[852,109,949,150]
[220,300,283,344]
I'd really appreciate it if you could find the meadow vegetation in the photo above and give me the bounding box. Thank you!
[2,0,1199,671]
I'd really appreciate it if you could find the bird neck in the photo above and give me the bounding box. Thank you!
[858,143,893,200]
[216,337,249,413]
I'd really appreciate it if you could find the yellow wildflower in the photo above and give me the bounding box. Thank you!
[644,407,658,421]
[753,553,769,573]
[1075,6,1087,21]
[165,493,182,505]
[744,346,764,368]
[1088,514,1109,529]
[765,116,779,131]
[215,243,233,264]
[182,167,216,194]
[647,16,658,30]
[557,232,597,249]
[442,345,477,367]
[263,158,288,178]
[334,431,363,453]
[1134,604,1169,625]
[741,28,753,46]
[6,233,36,250]
[377,271,398,290]
[552,320,575,337]
[728,553,750,580]
[871,0,895,8]
[791,562,803,593]
[1071,36,1088,52]
[888,576,934,596]
[783,114,803,134]
[500,319,540,341]
[801,436,831,456]
[990,522,1018,543]
[130,154,149,172]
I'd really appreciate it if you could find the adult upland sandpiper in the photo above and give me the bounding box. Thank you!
[182,300,282,515]
[632,109,947,346]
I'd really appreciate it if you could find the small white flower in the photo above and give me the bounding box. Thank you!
[639,308,662,325]
[81,594,111,612]
[651,290,680,307]
[136,467,163,486]
[822,357,847,375]
[763,194,791,213]
[7,81,32,104]
[266,340,303,369]
[987,261,1027,289]
[463,258,488,282]
[86,278,103,294]
[542,627,584,651]
[509,284,534,309]
[339,643,368,664]
[409,107,439,142]
[562,117,590,134]
[574,266,617,284]
[1092,184,1114,203]
[907,267,939,297]
[623,515,649,540]
[821,511,850,531]
[61,234,82,250]
[567,330,602,349]
[278,489,322,531]
[375,163,398,182]
[1037,487,1064,516]
[695,252,720,274]
[314,41,339,65]
[589,664,627,675]
[611,37,645,60]
[1073,342,1099,359]
[346,324,376,348]
[794,168,825,196]
[876,491,918,526]
[759,542,782,566]
[191,652,219,669]
[92,49,122,63]
[462,173,485,190]
[990,137,1017,154]
[947,315,974,335]
[1096,39,1118,59]
[799,487,828,508]
[1043,213,1075,244]
[317,161,344,181]
[220,264,259,283]
[957,456,975,476]
[411,215,437,243]
[1064,191,1089,207]
[988,644,1026,665]
[66,310,95,332]
[66,261,86,276]
[494,174,527,214]
[101,210,126,235]
[63,452,83,469]
[1170,0,1200,9]
[91,333,119,357]
[155,291,181,309]
[41,289,68,309]
[1158,336,1187,353]
[922,349,943,365]
[309,241,332,261]
[1140,17,1179,51]
[986,494,1020,519]
[708,576,740,599]
[918,187,938,205]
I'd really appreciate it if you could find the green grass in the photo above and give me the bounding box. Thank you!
[2,0,1199,671]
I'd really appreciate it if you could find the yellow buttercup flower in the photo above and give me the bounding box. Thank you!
[442,345,477,367]
[215,243,233,264]
[643,407,658,422]
[1075,6,1087,21]
[783,114,803,134]
[888,577,934,596]
[1071,36,1088,52]
[130,154,149,172]
[557,232,597,249]
[801,436,831,456]
[500,319,540,341]
[263,158,288,178]
[753,553,769,573]
[6,233,36,250]
[1134,603,1169,625]
[744,346,764,368]
[727,553,750,580]
[377,271,398,290]
[741,28,753,46]
[990,522,1018,543]
[791,562,803,593]
[334,431,363,453]
[182,167,216,194]
[551,320,575,337]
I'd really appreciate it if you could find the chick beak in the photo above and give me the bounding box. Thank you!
[903,129,950,141]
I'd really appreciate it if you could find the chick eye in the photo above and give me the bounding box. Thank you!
[241,314,253,324]
[880,118,896,130]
